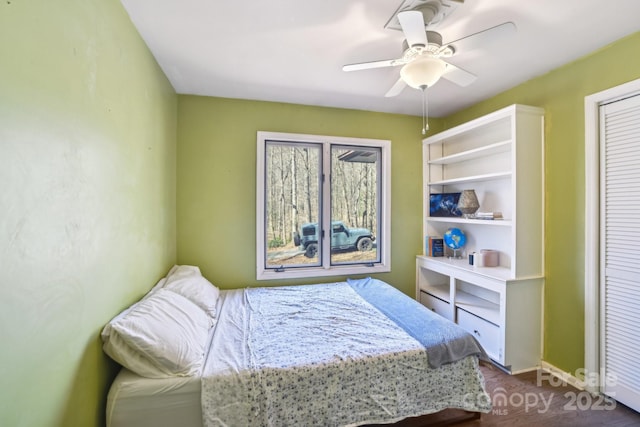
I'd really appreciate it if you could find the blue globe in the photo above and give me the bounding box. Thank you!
[443,227,467,250]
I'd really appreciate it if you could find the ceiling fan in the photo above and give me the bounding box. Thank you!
[342,2,516,98]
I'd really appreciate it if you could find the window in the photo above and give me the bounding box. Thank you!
[256,132,391,280]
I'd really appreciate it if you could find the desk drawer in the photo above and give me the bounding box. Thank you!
[420,291,451,320]
[456,308,501,361]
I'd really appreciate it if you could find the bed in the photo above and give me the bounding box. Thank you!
[103,266,491,427]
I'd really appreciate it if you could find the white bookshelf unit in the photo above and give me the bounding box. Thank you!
[417,104,544,373]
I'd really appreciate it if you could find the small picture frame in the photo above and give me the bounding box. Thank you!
[429,193,462,217]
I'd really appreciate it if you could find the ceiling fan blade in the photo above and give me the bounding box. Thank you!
[397,11,428,48]
[385,77,407,97]
[444,22,516,54]
[342,59,398,72]
[441,62,477,87]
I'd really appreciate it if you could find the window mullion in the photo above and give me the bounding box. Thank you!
[321,141,332,269]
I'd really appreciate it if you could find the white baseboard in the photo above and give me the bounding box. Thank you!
[540,361,586,391]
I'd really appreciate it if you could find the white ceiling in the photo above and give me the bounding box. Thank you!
[120,0,640,117]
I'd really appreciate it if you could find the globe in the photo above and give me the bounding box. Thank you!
[443,227,466,258]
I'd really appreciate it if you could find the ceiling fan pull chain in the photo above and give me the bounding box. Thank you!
[422,86,429,135]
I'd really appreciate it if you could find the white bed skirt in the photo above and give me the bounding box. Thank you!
[106,368,203,427]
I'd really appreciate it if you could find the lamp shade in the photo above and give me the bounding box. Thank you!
[400,57,446,89]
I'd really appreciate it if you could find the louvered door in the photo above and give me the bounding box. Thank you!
[600,93,640,411]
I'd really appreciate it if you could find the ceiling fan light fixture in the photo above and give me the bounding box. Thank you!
[400,56,447,89]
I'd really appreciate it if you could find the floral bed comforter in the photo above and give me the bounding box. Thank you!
[201,278,491,427]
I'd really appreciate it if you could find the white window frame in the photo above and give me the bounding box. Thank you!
[256,131,391,280]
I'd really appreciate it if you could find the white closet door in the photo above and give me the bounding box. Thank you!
[600,93,640,411]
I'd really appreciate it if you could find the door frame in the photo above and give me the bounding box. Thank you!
[584,78,640,393]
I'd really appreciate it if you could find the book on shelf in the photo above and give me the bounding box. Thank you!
[426,236,444,257]
[474,211,504,220]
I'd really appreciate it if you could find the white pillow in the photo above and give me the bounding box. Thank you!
[101,275,168,340]
[165,265,201,282]
[144,277,168,298]
[164,266,220,318]
[102,289,212,378]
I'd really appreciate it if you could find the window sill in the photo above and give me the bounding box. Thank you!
[257,263,391,281]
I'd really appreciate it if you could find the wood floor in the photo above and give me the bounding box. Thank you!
[377,362,640,427]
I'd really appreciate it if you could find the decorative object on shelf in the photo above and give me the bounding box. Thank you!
[479,249,499,267]
[429,193,462,217]
[474,211,504,220]
[457,189,480,218]
[469,249,500,267]
[443,227,467,259]
[426,236,444,257]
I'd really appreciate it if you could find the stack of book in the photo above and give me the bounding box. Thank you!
[474,211,503,220]
[426,236,444,257]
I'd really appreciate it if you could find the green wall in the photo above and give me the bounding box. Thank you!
[0,1,177,426]
[177,96,431,296]
[443,32,640,375]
